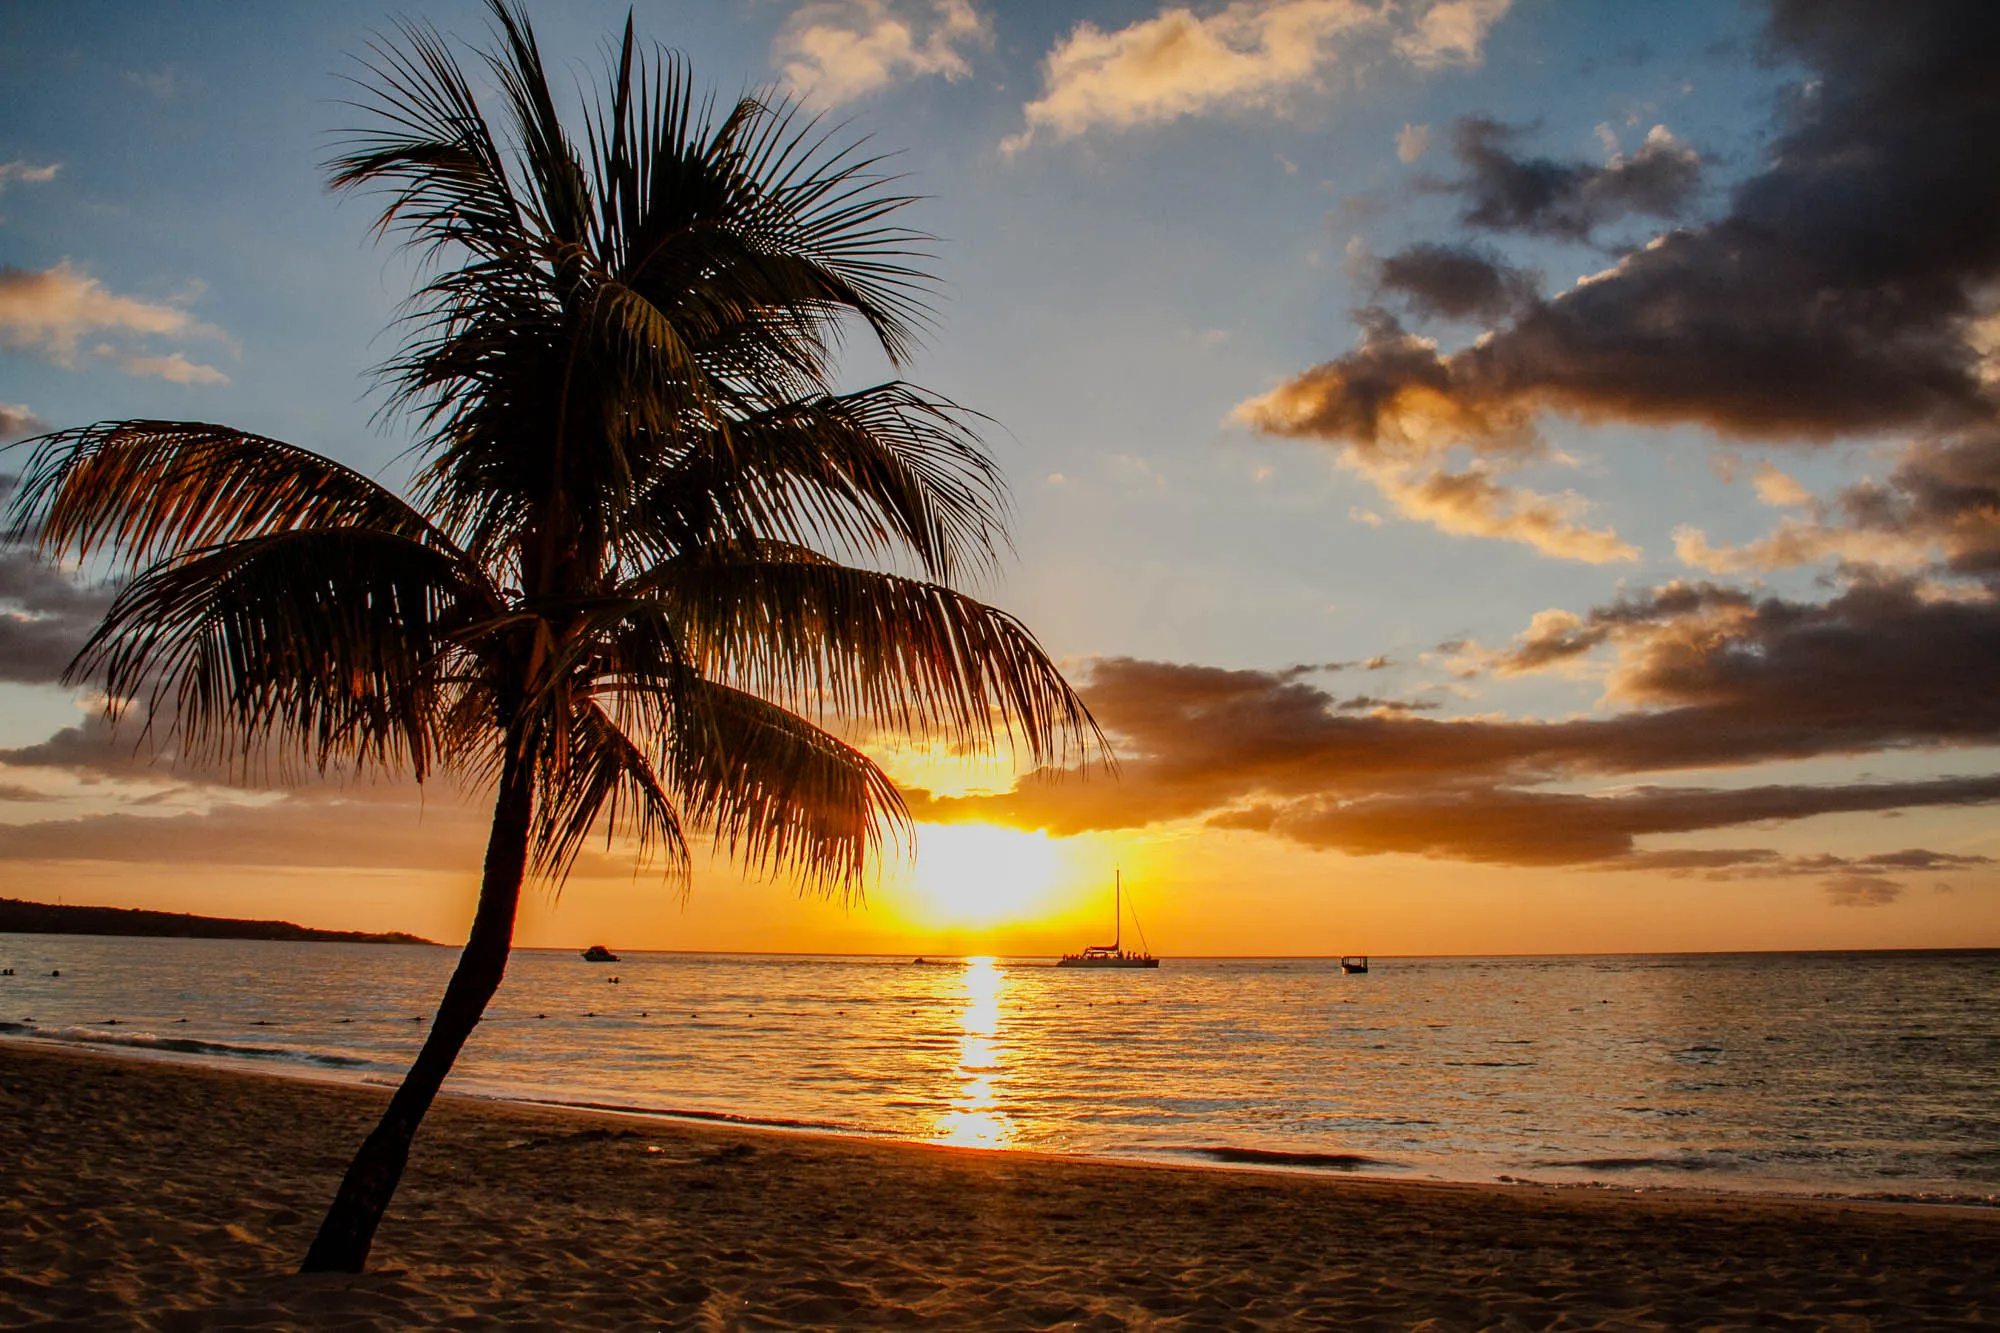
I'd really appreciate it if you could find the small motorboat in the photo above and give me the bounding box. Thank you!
[581,945,619,963]
[1340,955,1369,975]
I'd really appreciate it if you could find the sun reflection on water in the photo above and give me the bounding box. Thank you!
[934,956,1015,1148]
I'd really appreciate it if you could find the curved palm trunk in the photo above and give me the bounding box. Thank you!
[300,749,534,1273]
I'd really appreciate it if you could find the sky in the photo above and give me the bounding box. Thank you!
[2,0,1998,955]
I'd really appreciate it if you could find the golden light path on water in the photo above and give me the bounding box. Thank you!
[934,956,1015,1148]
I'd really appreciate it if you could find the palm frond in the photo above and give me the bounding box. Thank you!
[7,421,478,573]
[531,699,689,884]
[73,528,486,781]
[642,549,1100,767]
[655,678,906,896]
[328,16,527,265]
[642,383,1007,581]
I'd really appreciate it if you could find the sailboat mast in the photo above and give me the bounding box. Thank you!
[1114,867,1121,951]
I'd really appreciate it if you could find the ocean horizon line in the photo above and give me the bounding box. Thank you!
[7,932,1999,961]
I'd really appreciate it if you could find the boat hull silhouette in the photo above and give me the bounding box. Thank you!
[1056,952,1159,969]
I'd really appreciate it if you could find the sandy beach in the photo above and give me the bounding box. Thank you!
[1,1043,1993,1329]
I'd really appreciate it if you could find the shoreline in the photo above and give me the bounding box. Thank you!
[8,1029,1996,1212]
[5,1042,1997,1328]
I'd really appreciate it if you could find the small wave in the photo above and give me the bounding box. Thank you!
[1185,1146,1402,1172]
[1,1022,371,1068]
[523,1096,872,1137]
[1446,1059,1535,1068]
[1537,1155,1739,1173]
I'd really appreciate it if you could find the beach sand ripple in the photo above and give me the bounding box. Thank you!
[1,1044,1994,1329]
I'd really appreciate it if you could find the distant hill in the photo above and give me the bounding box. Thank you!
[0,898,438,946]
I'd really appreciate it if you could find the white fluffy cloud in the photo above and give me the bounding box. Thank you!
[776,0,989,105]
[1004,0,1509,154]
[0,259,228,385]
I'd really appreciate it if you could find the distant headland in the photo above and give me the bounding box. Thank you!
[0,898,437,946]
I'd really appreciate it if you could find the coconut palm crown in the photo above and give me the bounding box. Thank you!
[5,1,1095,1274]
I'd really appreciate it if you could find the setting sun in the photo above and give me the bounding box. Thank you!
[907,824,1064,926]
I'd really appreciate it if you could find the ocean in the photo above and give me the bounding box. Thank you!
[2,936,1995,1203]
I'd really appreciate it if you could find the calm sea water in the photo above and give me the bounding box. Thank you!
[2,936,1995,1201]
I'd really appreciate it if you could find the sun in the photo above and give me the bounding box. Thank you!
[907,823,1062,926]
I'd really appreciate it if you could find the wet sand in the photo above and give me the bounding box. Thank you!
[2,1042,1994,1329]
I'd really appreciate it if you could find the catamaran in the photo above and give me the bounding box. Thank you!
[1057,868,1159,968]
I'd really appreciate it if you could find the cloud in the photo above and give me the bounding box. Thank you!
[1369,463,1637,563]
[1480,607,1607,676]
[1677,435,2000,578]
[1394,0,1511,68]
[1209,775,2000,868]
[1236,311,1633,562]
[0,260,225,375]
[0,540,119,686]
[1468,577,2000,766]
[905,562,2000,873]
[104,349,229,386]
[775,0,988,105]
[1442,117,1702,240]
[1240,4,2000,464]
[1752,462,1812,508]
[1003,0,1510,153]
[1823,875,1903,907]
[1333,694,1438,713]
[0,797,489,873]
[1395,122,1430,162]
[1375,242,1538,322]
[0,403,46,441]
[0,161,60,193]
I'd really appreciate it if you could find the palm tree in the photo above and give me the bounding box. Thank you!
[5,2,1094,1274]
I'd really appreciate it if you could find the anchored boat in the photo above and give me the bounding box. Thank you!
[1057,869,1159,969]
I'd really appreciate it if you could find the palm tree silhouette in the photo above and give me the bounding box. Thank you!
[7,2,1095,1273]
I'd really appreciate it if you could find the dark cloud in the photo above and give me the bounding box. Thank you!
[1208,775,2000,867]
[1247,1,2000,455]
[1275,661,1354,680]
[1334,695,1439,713]
[1692,434,2000,579]
[0,542,118,685]
[906,584,2000,874]
[1610,580,2000,748]
[1444,116,1703,241]
[0,797,488,871]
[0,715,182,781]
[1376,243,1539,322]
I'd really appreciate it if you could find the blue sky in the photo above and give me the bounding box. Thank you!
[3,1,1997,953]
